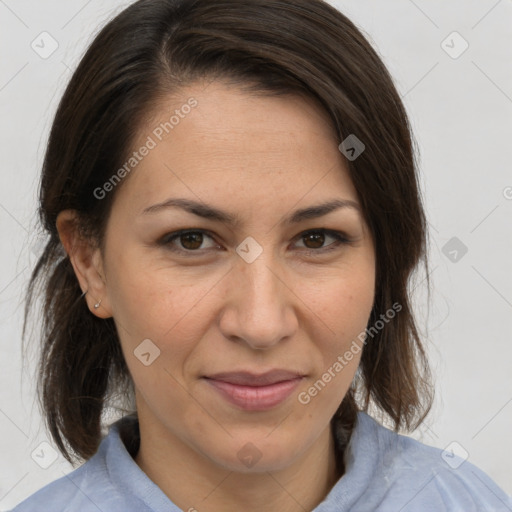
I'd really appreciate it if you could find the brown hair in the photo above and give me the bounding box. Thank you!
[24,0,433,464]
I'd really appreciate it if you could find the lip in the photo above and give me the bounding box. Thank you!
[203,370,305,411]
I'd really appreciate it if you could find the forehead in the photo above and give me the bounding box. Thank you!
[112,81,360,218]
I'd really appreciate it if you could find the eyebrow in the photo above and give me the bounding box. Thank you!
[141,197,361,225]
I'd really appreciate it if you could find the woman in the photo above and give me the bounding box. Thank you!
[14,0,511,510]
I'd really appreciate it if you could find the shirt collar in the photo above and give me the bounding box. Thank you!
[102,411,381,511]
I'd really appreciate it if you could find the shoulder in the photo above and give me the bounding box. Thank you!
[339,412,512,511]
[10,456,118,511]
[10,418,154,512]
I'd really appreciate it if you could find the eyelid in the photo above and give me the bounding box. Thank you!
[158,229,220,251]
[158,228,352,255]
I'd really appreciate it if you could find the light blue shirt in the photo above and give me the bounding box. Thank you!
[11,412,512,511]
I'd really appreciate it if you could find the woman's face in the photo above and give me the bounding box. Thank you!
[96,81,375,472]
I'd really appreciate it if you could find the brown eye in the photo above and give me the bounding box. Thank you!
[159,228,350,257]
[295,230,349,254]
[160,230,218,253]
[179,232,204,250]
[302,231,326,249]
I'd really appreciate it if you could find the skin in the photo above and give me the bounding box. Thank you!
[57,80,376,512]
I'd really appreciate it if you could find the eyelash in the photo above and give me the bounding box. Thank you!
[158,228,351,257]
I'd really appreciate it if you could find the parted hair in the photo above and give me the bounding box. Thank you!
[24,0,433,464]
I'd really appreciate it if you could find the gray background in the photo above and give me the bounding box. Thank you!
[1,0,511,508]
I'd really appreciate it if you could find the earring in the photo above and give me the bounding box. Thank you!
[94,299,102,309]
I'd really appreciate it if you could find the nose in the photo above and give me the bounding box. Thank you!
[218,255,298,350]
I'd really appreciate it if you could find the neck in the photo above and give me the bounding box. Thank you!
[134,415,342,512]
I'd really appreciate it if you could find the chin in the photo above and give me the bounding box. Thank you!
[201,432,306,474]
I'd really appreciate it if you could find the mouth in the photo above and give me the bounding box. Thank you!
[202,370,305,411]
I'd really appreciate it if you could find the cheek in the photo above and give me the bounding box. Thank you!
[297,275,372,419]
[104,252,225,399]
[310,267,375,346]
[303,271,374,412]
[105,248,217,341]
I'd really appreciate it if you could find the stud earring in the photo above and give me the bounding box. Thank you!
[94,299,102,309]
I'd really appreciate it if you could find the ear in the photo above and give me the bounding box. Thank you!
[56,210,112,319]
